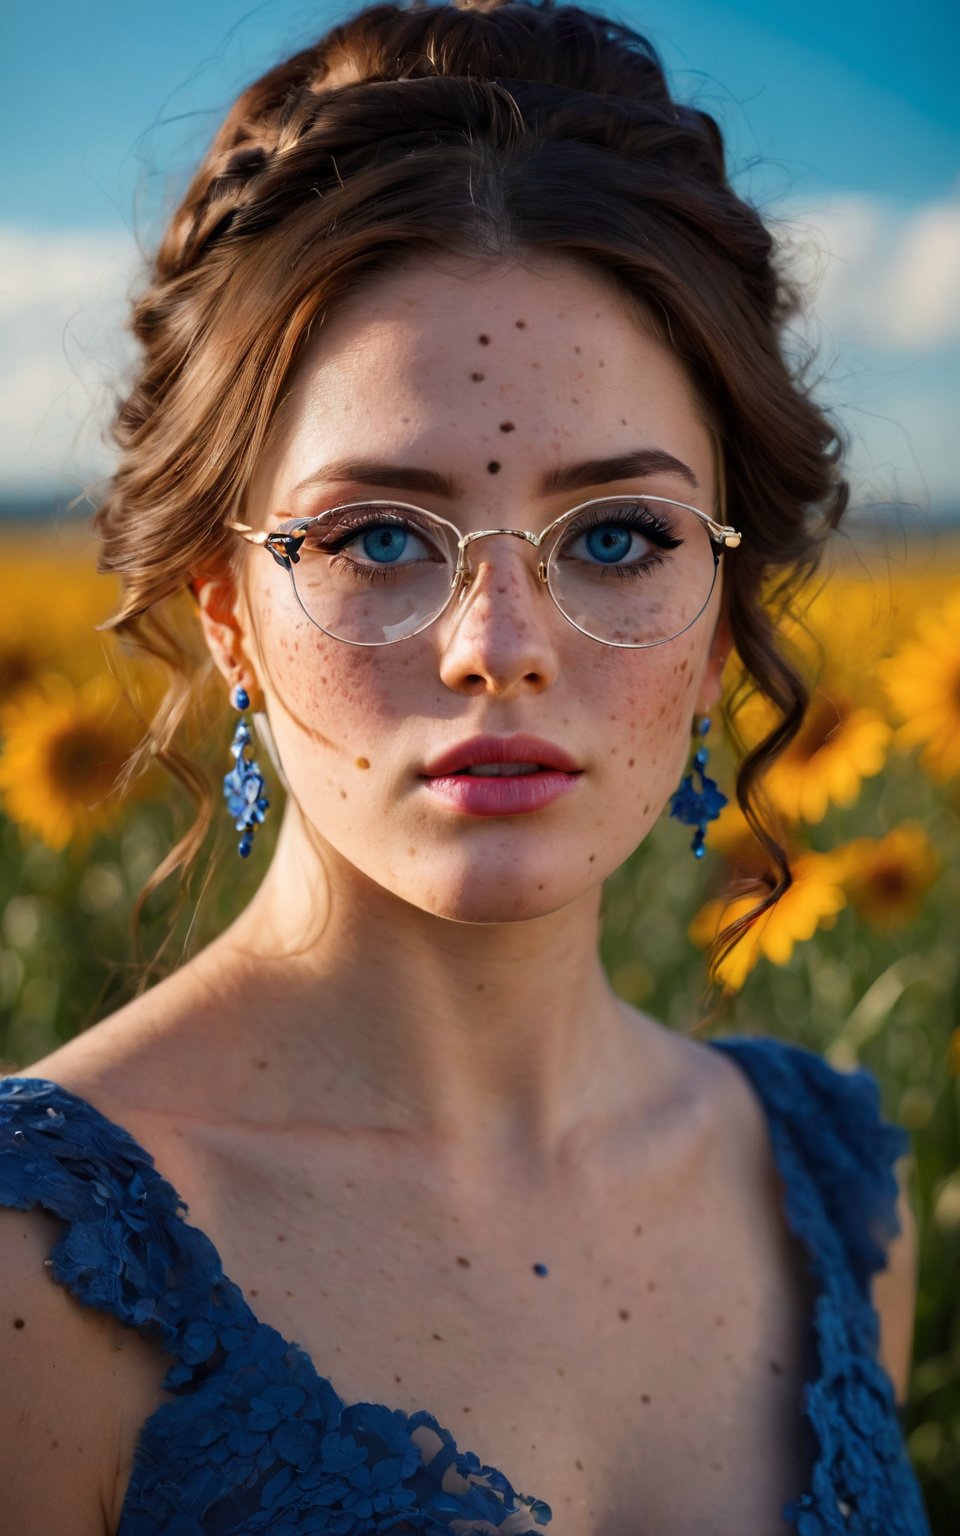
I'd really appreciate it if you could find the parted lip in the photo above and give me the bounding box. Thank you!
[420,733,582,777]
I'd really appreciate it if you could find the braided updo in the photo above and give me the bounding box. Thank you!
[95,0,848,978]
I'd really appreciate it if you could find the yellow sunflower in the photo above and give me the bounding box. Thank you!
[689,851,847,991]
[730,684,891,826]
[0,673,146,851]
[828,822,940,932]
[876,592,960,781]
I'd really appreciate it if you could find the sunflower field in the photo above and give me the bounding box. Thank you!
[1,514,959,1524]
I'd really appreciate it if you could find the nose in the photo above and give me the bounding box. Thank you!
[437,535,560,698]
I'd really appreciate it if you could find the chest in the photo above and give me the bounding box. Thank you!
[123,1102,820,1535]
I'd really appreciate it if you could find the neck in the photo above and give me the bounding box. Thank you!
[197,805,659,1162]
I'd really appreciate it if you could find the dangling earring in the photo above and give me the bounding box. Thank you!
[669,715,728,859]
[222,682,270,858]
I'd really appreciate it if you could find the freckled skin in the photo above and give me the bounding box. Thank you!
[213,253,728,924]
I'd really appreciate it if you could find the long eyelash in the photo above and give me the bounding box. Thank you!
[569,503,684,549]
[327,554,407,584]
[304,511,411,552]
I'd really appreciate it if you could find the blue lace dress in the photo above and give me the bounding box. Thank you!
[0,1034,931,1535]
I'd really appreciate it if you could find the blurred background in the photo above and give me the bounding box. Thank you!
[1,0,958,1524]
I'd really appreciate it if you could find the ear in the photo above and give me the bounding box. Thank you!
[698,605,733,716]
[190,570,260,697]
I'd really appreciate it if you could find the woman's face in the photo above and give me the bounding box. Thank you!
[217,253,729,923]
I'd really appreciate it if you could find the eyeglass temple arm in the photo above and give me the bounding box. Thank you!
[703,517,741,550]
[224,519,306,569]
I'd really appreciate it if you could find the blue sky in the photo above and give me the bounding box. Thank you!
[2,0,958,513]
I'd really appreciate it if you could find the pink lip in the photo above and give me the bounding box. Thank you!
[420,733,582,777]
[419,734,583,818]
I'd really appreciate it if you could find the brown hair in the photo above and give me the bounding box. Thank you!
[95,0,848,982]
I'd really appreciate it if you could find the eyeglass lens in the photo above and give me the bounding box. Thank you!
[283,499,718,646]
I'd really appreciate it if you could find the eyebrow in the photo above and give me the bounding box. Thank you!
[288,447,699,503]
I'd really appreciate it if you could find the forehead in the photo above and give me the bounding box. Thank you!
[255,252,715,505]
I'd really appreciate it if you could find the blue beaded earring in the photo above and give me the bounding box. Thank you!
[222,683,270,858]
[669,715,728,859]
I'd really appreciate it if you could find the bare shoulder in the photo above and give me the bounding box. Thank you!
[0,1204,168,1535]
[1,994,192,1534]
[872,1157,919,1407]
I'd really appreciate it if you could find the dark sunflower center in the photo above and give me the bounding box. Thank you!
[49,725,121,797]
[871,863,909,900]
[793,693,847,760]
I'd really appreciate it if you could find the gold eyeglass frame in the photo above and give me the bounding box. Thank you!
[225,494,742,649]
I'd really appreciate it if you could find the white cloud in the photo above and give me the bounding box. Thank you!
[772,189,960,350]
[0,226,140,500]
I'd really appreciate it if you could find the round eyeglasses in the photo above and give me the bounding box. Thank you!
[226,494,741,649]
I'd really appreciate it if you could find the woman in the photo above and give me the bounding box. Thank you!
[0,2,929,1532]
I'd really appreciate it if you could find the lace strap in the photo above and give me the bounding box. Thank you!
[0,1076,255,1390]
[711,1036,911,1296]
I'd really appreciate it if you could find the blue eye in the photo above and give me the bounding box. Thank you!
[584,525,633,563]
[360,525,409,563]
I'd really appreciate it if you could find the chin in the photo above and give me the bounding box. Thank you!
[392,859,599,925]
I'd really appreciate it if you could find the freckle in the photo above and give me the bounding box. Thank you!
[250,1288,259,1297]
[627,757,635,767]
[714,1314,726,1326]
[515,319,526,328]
[475,983,484,991]
[634,1224,643,1236]
[277,1234,286,1243]
[601,1275,612,1289]
[537,883,544,890]
[499,421,515,432]
[575,1459,584,1471]
[463,1405,471,1412]
[256,1059,269,1069]
[339,789,347,799]
[571,397,579,404]
[588,854,595,862]
[556,1364,566,1376]
[618,1308,631,1321]
[679,658,689,673]
[478,333,490,345]
[356,757,370,769]
[647,1279,656,1291]
[621,417,627,425]
[531,359,540,369]
[487,461,500,473]
[471,371,484,381]
[574,345,581,353]
[456,1255,471,1268]
[13,1318,25,1329]
[51,1438,59,1449]
[712,1460,724,1472]
[407,846,416,855]
[641,1393,651,1404]
[432,1332,444,1341]
[598,358,605,367]
[286,1290,294,1297]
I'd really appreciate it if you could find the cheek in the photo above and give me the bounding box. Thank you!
[255,585,418,759]
[593,640,702,787]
